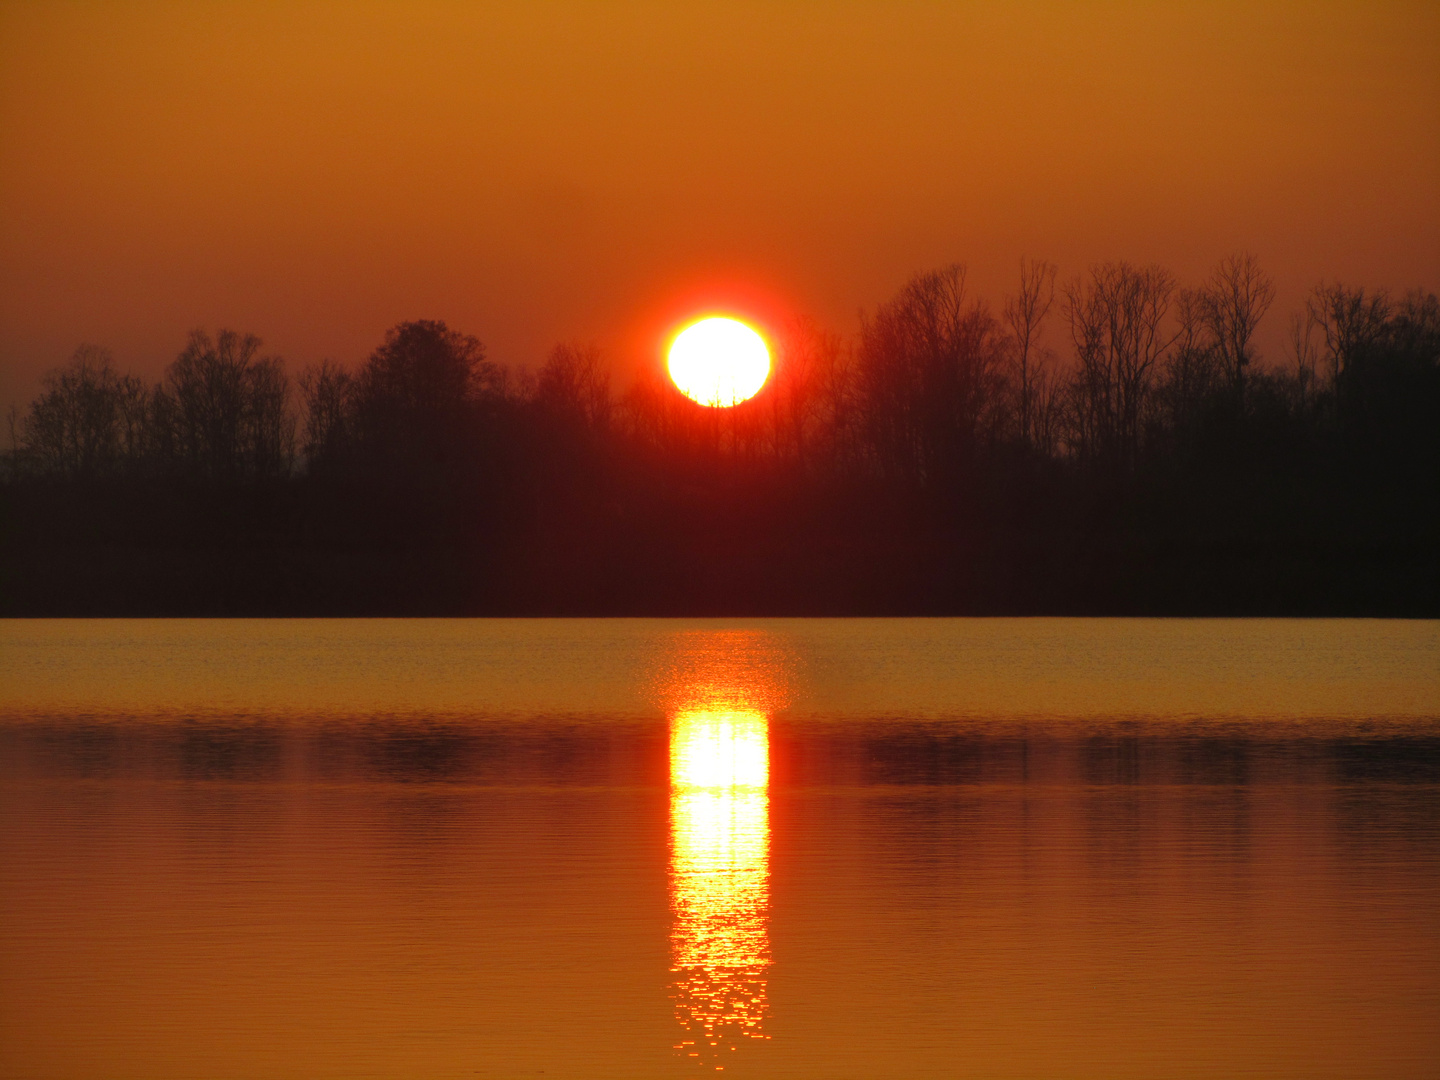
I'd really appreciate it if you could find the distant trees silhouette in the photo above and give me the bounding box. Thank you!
[4,255,1436,615]
[350,320,499,475]
[1064,262,1178,472]
[535,342,611,432]
[1203,252,1276,396]
[298,359,352,473]
[164,330,295,483]
[1004,258,1058,453]
[19,345,146,478]
[16,332,298,483]
[857,265,1008,491]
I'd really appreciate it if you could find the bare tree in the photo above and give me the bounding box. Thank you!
[1287,309,1321,410]
[768,316,842,466]
[21,345,146,477]
[1306,283,1391,387]
[248,354,295,480]
[857,265,1007,487]
[165,331,252,480]
[1004,258,1057,447]
[816,334,860,469]
[1028,362,1067,459]
[535,342,611,431]
[1064,262,1177,469]
[299,359,354,469]
[142,382,179,467]
[1390,289,1440,356]
[115,372,149,467]
[1157,287,1224,432]
[164,329,295,482]
[1202,252,1275,395]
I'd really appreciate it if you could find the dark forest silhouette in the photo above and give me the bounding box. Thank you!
[3,256,1437,615]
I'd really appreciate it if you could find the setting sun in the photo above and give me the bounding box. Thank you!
[667,317,770,407]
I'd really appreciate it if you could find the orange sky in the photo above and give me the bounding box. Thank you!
[1,1,1437,410]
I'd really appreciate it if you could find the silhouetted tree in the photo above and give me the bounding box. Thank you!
[1287,309,1322,412]
[534,342,611,432]
[857,265,1006,488]
[1313,286,1440,470]
[4,256,1436,618]
[1156,287,1225,438]
[1202,252,1275,396]
[351,320,499,476]
[767,317,845,467]
[1306,283,1390,408]
[299,359,354,472]
[1004,258,1057,449]
[21,345,146,477]
[1390,289,1440,360]
[529,342,613,497]
[160,329,294,482]
[1064,262,1177,470]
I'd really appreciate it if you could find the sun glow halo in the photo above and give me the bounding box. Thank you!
[667,317,770,407]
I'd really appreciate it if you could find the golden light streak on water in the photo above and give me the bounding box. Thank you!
[668,706,772,1068]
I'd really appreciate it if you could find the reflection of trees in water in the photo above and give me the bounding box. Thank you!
[668,708,772,1067]
[176,724,284,781]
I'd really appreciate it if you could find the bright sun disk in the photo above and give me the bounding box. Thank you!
[667,317,770,407]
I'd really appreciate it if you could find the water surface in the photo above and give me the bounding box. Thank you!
[2,619,1437,1078]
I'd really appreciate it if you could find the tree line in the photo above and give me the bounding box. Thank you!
[4,255,1436,615]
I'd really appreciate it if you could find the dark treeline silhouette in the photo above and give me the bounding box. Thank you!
[3,256,1436,615]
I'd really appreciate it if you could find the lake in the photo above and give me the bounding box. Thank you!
[2,618,1437,1078]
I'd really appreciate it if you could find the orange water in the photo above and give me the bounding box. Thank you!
[2,619,1437,1078]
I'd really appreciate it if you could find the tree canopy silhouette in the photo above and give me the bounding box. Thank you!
[4,256,1436,616]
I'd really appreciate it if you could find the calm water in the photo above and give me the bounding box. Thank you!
[2,618,1437,1079]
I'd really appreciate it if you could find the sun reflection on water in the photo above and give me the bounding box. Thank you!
[669,706,772,1066]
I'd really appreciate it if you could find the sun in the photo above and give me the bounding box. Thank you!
[667,317,771,407]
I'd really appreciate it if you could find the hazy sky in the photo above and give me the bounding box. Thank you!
[2,1,1437,409]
